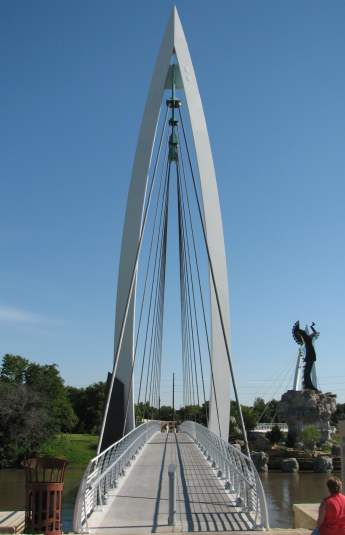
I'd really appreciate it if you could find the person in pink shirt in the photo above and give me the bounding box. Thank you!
[313,476,345,535]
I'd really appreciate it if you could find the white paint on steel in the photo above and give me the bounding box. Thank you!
[111,7,231,439]
[172,7,231,439]
[311,362,318,389]
[112,11,175,434]
[293,347,304,390]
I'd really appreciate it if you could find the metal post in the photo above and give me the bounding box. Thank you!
[168,464,176,526]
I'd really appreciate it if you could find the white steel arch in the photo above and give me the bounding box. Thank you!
[110,7,231,439]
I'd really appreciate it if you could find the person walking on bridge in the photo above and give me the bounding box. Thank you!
[313,476,345,535]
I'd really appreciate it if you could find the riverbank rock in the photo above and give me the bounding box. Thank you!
[313,456,333,473]
[251,451,269,472]
[281,457,299,472]
[277,390,336,444]
[250,433,271,451]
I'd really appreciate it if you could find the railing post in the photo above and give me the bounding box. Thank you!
[73,463,90,533]
[168,464,177,526]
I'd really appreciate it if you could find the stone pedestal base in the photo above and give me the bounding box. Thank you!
[277,389,336,444]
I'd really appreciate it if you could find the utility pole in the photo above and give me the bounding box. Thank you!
[172,373,175,421]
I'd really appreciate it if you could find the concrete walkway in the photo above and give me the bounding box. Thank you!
[88,432,258,534]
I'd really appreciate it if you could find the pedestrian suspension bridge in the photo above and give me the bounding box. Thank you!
[73,8,269,533]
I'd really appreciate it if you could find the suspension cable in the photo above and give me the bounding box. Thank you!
[97,106,169,454]
[122,135,169,434]
[154,199,169,407]
[177,163,208,418]
[178,108,250,456]
[136,164,169,410]
[177,132,221,436]
[178,174,195,407]
[143,162,171,404]
[149,189,169,409]
[177,173,200,406]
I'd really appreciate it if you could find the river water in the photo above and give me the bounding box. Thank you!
[0,468,333,530]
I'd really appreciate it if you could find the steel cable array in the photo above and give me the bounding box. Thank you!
[100,81,249,457]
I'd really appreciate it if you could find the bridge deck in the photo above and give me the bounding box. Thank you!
[88,432,257,533]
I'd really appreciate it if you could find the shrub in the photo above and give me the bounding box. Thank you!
[301,425,321,449]
[266,424,282,445]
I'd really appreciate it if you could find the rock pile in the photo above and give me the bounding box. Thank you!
[251,451,269,472]
[277,389,336,444]
[313,456,333,473]
[281,457,299,472]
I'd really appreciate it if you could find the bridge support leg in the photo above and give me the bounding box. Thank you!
[168,464,176,526]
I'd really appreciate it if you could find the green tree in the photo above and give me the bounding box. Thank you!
[301,425,321,449]
[0,382,51,467]
[0,355,77,433]
[0,354,29,383]
[159,405,174,421]
[177,404,206,424]
[231,401,258,432]
[135,402,157,423]
[253,397,266,417]
[66,382,106,433]
[25,362,77,432]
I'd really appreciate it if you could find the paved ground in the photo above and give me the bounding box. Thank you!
[86,532,309,535]
[88,432,260,534]
[0,511,25,533]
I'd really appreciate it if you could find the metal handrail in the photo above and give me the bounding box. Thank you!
[73,421,160,533]
[254,422,288,432]
[180,421,269,530]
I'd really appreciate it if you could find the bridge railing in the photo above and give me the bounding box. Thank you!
[180,421,269,530]
[254,422,288,433]
[73,420,160,533]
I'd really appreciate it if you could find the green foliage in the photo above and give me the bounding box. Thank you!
[0,382,51,467]
[66,382,106,434]
[178,403,207,425]
[25,362,77,432]
[159,405,175,420]
[301,425,321,449]
[135,402,207,425]
[253,397,266,415]
[0,354,29,383]
[1,354,77,433]
[39,434,98,466]
[135,402,158,423]
[0,354,77,467]
[229,398,280,439]
[230,401,258,433]
[253,397,278,423]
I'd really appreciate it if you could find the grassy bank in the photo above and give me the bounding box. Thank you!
[39,433,98,467]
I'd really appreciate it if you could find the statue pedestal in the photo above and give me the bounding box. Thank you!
[277,390,336,444]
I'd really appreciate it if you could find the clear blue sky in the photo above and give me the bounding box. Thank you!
[1,0,345,407]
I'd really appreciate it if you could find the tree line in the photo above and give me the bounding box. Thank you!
[0,354,106,467]
[0,353,277,467]
[2,353,344,467]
